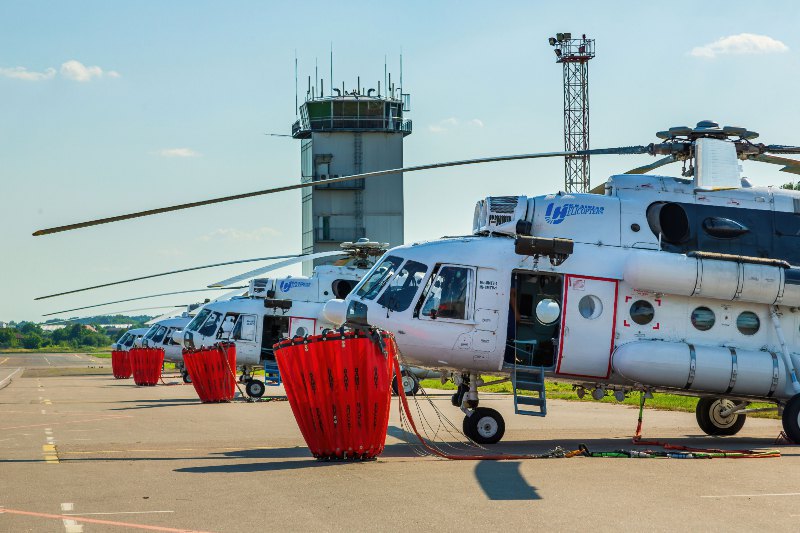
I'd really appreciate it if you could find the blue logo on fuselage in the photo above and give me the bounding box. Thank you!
[279,279,312,292]
[544,202,604,224]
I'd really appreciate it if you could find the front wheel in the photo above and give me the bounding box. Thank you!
[782,394,800,444]
[392,371,419,396]
[462,407,505,445]
[695,397,746,436]
[245,379,266,399]
[182,372,192,384]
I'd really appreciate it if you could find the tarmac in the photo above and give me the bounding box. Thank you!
[1,353,799,532]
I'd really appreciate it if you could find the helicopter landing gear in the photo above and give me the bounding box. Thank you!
[782,394,800,443]
[392,369,419,396]
[695,397,747,436]
[181,370,192,384]
[463,407,506,445]
[451,384,468,407]
[245,379,266,399]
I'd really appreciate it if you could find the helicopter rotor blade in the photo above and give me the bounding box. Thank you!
[32,146,652,237]
[208,250,347,288]
[44,305,186,323]
[35,253,306,301]
[763,145,800,155]
[624,155,677,175]
[41,287,246,317]
[748,154,800,175]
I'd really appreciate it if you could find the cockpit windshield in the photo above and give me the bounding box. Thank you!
[143,326,158,340]
[355,255,403,300]
[152,326,168,344]
[198,311,223,337]
[186,309,211,332]
[378,260,428,312]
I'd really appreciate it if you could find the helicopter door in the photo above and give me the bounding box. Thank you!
[556,275,618,379]
[231,314,259,363]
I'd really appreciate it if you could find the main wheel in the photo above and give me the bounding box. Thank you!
[245,379,266,399]
[462,407,505,444]
[782,394,800,444]
[182,371,192,384]
[695,397,746,436]
[392,371,419,396]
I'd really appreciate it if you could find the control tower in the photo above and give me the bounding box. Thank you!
[292,72,412,274]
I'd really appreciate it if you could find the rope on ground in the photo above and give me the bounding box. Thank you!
[392,353,781,460]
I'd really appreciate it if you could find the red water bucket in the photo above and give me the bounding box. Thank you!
[183,343,237,403]
[129,347,164,386]
[111,350,132,379]
[275,331,394,460]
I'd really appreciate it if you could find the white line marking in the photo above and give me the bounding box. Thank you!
[0,367,22,390]
[701,492,800,498]
[63,511,175,516]
[60,503,74,511]
[41,409,46,415]
[47,437,55,443]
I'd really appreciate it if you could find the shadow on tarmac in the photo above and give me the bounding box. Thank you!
[474,461,541,500]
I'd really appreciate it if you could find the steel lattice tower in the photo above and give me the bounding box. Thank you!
[549,33,595,193]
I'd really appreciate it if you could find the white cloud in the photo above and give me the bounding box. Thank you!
[0,66,56,81]
[199,227,281,242]
[429,117,485,133]
[690,33,789,58]
[107,70,121,78]
[156,148,201,158]
[60,60,105,81]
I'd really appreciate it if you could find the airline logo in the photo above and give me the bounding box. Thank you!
[544,202,604,225]
[279,280,312,292]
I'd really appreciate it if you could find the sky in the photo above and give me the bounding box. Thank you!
[1,0,799,322]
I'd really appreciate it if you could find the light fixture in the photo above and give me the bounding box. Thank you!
[564,32,572,40]
[556,32,564,41]
[554,49,562,57]
[548,37,556,46]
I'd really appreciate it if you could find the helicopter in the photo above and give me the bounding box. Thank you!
[112,327,150,351]
[137,315,193,382]
[35,120,800,444]
[174,239,386,398]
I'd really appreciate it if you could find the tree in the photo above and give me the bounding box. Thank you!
[21,333,44,349]
[780,182,800,191]
[0,329,17,348]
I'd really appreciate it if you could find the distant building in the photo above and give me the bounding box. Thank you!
[41,324,66,331]
[0,321,10,329]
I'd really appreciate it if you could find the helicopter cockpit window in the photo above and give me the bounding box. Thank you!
[217,314,238,339]
[419,265,475,320]
[152,326,168,344]
[123,334,135,347]
[355,255,403,300]
[378,260,428,312]
[198,311,223,337]
[187,309,211,332]
[143,326,158,341]
[165,328,180,346]
[232,314,257,342]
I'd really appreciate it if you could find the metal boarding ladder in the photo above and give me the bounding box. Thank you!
[262,360,282,386]
[511,340,547,417]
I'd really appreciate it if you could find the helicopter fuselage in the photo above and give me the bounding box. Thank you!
[333,173,800,403]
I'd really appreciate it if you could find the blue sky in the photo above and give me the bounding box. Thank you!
[2,0,799,321]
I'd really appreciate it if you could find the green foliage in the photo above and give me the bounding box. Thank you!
[21,333,44,349]
[0,329,18,348]
[780,181,800,190]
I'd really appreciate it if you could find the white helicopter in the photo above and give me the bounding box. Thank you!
[34,120,800,444]
[177,239,388,398]
[137,315,193,382]
[112,328,150,351]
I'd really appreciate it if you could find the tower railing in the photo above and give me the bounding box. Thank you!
[292,117,412,138]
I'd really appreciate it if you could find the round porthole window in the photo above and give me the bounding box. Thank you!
[691,307,715,331]
[736,311,760,335]
[535,298,561,325]
[630,300,655,325]
[578,295,603,320]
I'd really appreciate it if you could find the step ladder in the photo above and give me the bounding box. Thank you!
[512,364,547,416]
[262,360,282,386]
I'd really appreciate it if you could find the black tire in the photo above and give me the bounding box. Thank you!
[462,407,505,445]
[782,394,800,444]
[451,384,468,407]
[392,370,420,396]
[245,379,266,399]
[182,372,192,384]
[695,397,746,436]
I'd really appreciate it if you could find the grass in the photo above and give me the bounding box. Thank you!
[0,346,113,354]
[419,377,780,419]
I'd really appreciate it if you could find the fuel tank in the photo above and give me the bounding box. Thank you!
[623,249,800,306]
[612,340,790,399]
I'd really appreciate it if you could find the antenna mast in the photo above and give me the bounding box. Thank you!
[549,32,595,193]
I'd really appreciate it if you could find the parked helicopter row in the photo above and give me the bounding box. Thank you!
[40,120,800,445]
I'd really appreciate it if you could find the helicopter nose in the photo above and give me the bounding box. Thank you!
[322,299,347,326]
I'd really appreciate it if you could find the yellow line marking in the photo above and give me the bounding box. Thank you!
[43,444,59,463]
[43,400,52,405]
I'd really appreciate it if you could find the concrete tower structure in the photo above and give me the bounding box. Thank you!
[292,73,411,274]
